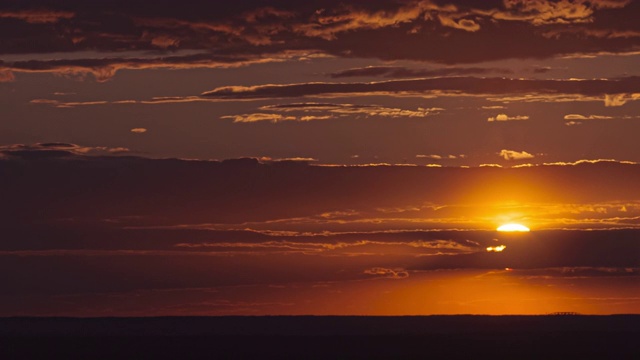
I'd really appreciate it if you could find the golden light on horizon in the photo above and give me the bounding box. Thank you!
[497,224,530,232]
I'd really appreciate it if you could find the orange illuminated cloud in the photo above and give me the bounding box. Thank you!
[488,114,529,122]
[486,245,506,252]
[499,150,535,161]
[364,267,409,279]
[0,9,74,23]
[0,70,14,82]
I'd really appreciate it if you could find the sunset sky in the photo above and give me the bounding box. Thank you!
[1,0,639,316]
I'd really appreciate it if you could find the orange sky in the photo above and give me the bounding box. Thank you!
[1,158,638,315]
[1,0,639,316]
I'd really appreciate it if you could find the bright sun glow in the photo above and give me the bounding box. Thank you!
[497,223,530,232]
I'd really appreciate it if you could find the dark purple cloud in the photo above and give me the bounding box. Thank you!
[0,52,294,81]
[0,142,129,158]
[329,66,513,78]
[0,0,638,76]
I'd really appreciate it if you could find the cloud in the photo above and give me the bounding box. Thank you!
[562,114,590,121]
[541,159,637,166]
[261,102,443,116]
[417,154,443,160]
[29,96,445,120]
[328,66,512,79]
[221,103,444,122]
[1,50,318,82]
[132,15,281,47]
[491,0,630,25]
[259,157,319,164]
[437,15,480,32]
[130,128,148,133]
[499,149,535,160]
[108,147,131,154]
[221,113,299,123]
[0,9,74,24]
[488,114,529,122]
[201,77,640,100]
[487,93,603,104]
[0,143,130,158]
[2,152,640,232]
[175,240,353,254]
[604,93,640,107]
[30,99,110,107]
[171,238,477,256]
[486,245,506,252]
[0,0,638,69]
[30,96,230,107]
[532,66,553,74]
[293,1,451,40]
[364,267,409,279]
[563,114,640,125]
[329,66,397,78]
[149,35,181,49]
[0,70,14,82]
[510,267,639,279]
[564,114,614,120]
[416,154,462,160]
[544,27,640,42]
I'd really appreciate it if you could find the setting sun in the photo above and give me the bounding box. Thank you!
[497,224,530,232]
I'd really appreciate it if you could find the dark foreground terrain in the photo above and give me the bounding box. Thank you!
[1,316,638,359]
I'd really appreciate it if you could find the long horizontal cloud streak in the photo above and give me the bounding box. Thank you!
[0,229,637,301]
[0,51,316,81]
[2,223,638,270]
[202,77,640,99]
[329,66,513,79]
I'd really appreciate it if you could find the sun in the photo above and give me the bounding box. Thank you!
[497,223,530,232]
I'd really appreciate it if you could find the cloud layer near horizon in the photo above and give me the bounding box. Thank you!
[2,150,640,230]
[1,153,639,316]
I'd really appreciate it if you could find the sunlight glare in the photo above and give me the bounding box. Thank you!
[496,224,530,232]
